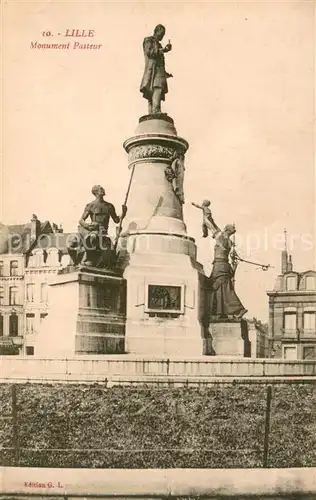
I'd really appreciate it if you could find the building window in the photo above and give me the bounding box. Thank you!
[47,248,60,266]
[0,314,3,336]
[284,312,297,332]
[26,283,35,303]
[26,313,35,334]
[9,286,19,306]
[283,345,297,360]
[303,312,316,331]
[0,261,3,276]
[86,288,91,307]
[286,276,296,291]
[40,313,48,323]
[9,314,19,337]
[32,250,45,267]
[26,346,34,356]
[0,286,4,305]
[40,283,48,303]
[27,254,35,268]
[10,260,18,276]
[306,276,316,290]
[303,346,316,360]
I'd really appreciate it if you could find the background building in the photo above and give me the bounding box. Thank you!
[0,249,25,354]
[247,318,270,358]
[0,215,70,355]
[267,237,316,359]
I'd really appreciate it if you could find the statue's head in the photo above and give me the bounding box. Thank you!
[91,185,105,197]
[224,223,236,236]
[202,199,211,207]
[154,24,166,41]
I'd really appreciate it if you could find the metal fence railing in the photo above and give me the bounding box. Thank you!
[1,381,315,470]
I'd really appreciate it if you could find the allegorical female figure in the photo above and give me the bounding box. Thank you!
[192,203,247,321]
[209,223,247,320]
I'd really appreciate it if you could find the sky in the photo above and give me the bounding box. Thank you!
[2,0,315,321]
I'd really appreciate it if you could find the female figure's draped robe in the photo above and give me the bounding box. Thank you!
[209,232,246,319]
[140,36,168,102]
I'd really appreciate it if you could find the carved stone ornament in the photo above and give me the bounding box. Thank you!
[128,144,177,163]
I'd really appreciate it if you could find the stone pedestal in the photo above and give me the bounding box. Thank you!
[36,268,126,357]
[120,253,212,356]
[118,114,212,356]
[210,321,249,357]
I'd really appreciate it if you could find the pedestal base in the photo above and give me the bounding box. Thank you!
[211,321,249,357]
[126,326,212,357]
[36,268,126,357]
[122,251,212,357]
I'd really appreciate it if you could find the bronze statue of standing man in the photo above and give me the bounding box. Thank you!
[140,24,172,114]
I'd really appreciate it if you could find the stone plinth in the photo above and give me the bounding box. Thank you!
[36,268,126,357]
[118,114,211,356]
[122,255,212,356]
[210,321,249,357]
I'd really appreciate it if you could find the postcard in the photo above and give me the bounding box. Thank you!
[1,0,315,498]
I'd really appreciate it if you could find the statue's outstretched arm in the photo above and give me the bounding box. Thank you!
[191,202,203,210]
[210,221,222,240]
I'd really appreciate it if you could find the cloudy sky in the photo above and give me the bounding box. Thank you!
[2,0,315,320]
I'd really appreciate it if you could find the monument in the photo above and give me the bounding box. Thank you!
[36,24,254,358]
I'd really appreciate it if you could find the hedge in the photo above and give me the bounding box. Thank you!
[0,382,315,468]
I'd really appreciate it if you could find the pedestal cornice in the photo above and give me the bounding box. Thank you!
[123,133,189,153]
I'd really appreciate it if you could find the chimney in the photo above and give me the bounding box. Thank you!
[281,250,288,274]
[287,254,293,272]
[281,228,288,274]
[31,214,41,241]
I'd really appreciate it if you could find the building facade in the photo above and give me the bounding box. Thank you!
[0,253,25,353]
[267,247,316,359]
[0,216,70,355]
[247,319,270,358]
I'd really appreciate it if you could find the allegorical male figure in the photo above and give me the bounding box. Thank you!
[68,185,127,268]
[140,24,172,114]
